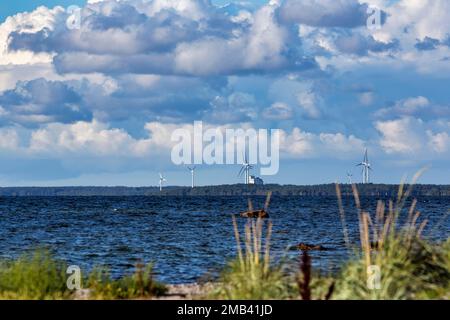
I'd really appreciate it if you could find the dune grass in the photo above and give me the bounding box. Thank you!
[0,250,69,299]
[210,216,296,299]
[86,263,167,299]
[0,250,166,300]
[208,174,449,300]
[331,173,450,299]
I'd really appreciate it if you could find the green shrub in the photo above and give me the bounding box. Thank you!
[86,263,167,299]
[0,250,69,299]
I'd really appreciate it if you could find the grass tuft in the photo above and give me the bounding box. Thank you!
[0,249,69,300]
[211,215,293,299]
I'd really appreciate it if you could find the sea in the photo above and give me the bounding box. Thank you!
[0,195,448,284]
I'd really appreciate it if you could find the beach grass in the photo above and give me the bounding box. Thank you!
[330,173,450,299]
[208,176,449,300]
[0,250,166,300]
[86,263,167,299]
[0,249,69,299]
[209,215,295,299]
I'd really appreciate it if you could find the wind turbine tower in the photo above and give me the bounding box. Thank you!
[159,173,166,191]
[238,153,253,185]
[187,166,196,188]
[347,172,353,184]
[356,149,372,184]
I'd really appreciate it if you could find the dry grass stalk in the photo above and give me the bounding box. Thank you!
[298,251,312,300]
[336,183,350,250]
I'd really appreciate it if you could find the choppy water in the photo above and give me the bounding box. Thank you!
[0,196,448,284]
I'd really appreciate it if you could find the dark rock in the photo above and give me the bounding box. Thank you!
[240,209,269,218]
[296,243,328,251]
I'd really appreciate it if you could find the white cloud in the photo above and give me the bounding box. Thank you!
[374,0,450,43]
[27,120,181,157]
[428,131,450,153]
[375,117,425,154]
[296,89,322,119]
[279,127,365,158]
[262,102,293,120]
[0,6,59,66]
[375,117,450,156]
[174,3,289,75]
[375,96,450,120]
[0,128,19,150]
[279,0,369,28]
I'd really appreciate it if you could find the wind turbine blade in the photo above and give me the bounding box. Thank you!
[238,166,245,177]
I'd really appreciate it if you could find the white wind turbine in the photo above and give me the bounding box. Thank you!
[238,152,253,185]
[356,149,372,184]
[347,172,353,184]
[159,173,166,191]
[187,166,196,188]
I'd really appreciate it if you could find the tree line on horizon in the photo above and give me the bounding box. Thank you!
[0,184,450,196]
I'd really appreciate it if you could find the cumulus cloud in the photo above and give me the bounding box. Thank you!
[334,33,398,56]
[0,6,60,66]
[375,117,450,156]
[375,96,450,121]
[279,127,366,158]
[205,93,257,123]
[262,102,293,121]
[1,0,450,184]
[28,120,181,158]
[2,118,367,161]
[374,0,450,43]
[278,0,371,28]
[375,117,425,154]
[428,131,450,153]
[0,128,19,151]
[296,89,322,119]
[0,78,91,127]
[6,0,311,77]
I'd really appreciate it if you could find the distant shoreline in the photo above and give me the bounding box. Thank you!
[1,184,450,197]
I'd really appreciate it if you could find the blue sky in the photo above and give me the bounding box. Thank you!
[0,0,86,22]
[0,0,449,186]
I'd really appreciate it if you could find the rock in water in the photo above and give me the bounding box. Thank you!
[240,209,269,218]
[296,243,328,251]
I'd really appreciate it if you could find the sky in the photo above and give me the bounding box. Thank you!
[0,0,449,187]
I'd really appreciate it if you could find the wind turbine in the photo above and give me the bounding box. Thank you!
[159,173,166,191]
[356,149,372,184]
[238,152,253,185]
[187,166,196,188]
[347,172,353,184]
